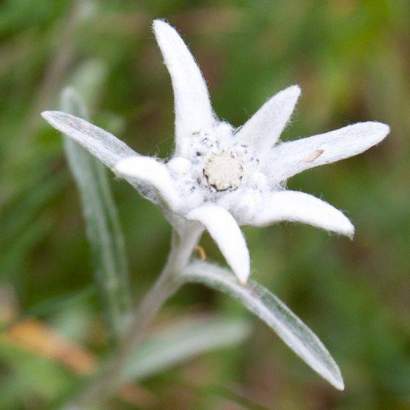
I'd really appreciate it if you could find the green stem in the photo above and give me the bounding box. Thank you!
[63,227,201,409]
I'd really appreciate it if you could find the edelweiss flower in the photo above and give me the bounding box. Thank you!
[42,20,389,284]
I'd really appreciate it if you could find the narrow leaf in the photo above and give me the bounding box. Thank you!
[122,315,251,381]
[61,82,130,340]
[182,261,344,390]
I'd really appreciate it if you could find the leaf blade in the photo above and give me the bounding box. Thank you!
[60,80,131,340]
[182,261,344,390]
[122,315,251,381]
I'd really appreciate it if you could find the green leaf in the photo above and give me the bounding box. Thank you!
[182,261,344,391]
[123,315,251,381]
[60,75,130,340]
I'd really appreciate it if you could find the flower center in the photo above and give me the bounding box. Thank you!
[203,151,244,191]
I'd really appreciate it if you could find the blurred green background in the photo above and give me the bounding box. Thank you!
[0,0,409,409]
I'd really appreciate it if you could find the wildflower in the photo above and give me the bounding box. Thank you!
[42,20,389,284]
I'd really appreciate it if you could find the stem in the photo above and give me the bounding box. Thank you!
[63,226,201,409]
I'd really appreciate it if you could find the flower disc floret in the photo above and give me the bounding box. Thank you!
[203,151,244,191]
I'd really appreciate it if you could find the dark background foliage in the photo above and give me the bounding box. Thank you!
[0,0,409,409]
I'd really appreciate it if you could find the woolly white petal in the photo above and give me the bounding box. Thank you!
[115,156,181,211]
[42,111,137,169]
[269,122,390,181]
[187,205,250,283]
[153,20,216,156]
[236,85,301,151]
[248,191,354,237]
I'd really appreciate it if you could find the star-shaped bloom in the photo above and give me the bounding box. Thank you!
[42,20,389,284]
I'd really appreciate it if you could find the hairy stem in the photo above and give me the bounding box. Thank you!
[63,226,201,409]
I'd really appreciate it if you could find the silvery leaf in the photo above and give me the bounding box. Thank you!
[61,85,130,339]
[122,315,251,381]
[182,260,344,390]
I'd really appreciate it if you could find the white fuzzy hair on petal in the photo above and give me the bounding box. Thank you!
[250,190,354,238]
[115,156,182,211]
[153,19,216,156]
[42,111,137,168]
[187,205,250,284]
[269,122,390,181]
[236,85,301,152]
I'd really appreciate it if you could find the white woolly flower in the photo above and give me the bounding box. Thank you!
[42,19,389,284]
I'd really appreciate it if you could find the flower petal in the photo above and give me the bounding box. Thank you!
[42,111,137,169]
[115,156,181,211]
[186,205,250,283]
[247,190,354,237]
[236,85,301,151]
[153,19,216,156]
[268,122,390,181]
